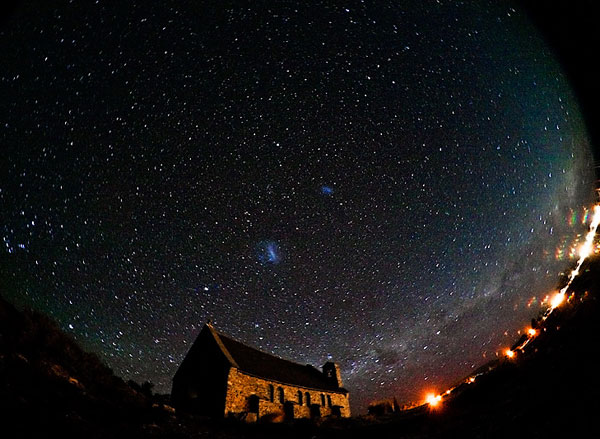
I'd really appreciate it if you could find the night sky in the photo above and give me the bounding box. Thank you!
[0,0,596,412]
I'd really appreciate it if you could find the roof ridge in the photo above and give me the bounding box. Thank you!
[206,324,343,392]
[216,330,317,370]
[205,323,239,368]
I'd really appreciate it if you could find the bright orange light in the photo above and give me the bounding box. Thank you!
[555,204,600,302]
[425,393,442,407]
[578,239,594,259]
[527,328,537,337]
[550,292,565,309]
[467,376,476,383]
[505,349,515,359]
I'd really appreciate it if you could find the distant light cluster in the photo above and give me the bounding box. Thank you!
[423,203,600,409]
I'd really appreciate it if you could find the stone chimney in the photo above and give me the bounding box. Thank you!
[322,362,343,388]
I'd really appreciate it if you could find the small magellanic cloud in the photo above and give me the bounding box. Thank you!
[321,185,334,195]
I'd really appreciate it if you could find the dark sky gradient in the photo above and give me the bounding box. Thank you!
[0,1,596,412]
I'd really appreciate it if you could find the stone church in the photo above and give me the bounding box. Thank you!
[171,322,351,421]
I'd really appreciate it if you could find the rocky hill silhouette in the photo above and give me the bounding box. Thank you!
[0,295,156,438]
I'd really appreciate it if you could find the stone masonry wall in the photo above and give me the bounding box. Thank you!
[224,368,350,419]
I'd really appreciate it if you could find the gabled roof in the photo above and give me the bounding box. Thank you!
[206,323,345,393]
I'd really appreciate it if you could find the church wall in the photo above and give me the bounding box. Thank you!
[224,368,350,419]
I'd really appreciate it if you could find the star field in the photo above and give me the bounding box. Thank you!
[0,0,595,412]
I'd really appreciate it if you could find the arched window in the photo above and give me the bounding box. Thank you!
[278,387,284,404]
[305,392,311,406]
[269,384,274,402]
[297,390,303,405]
[327,395,332,407]
[321,394,325,406]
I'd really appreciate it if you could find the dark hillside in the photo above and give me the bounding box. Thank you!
[0,295,151,438]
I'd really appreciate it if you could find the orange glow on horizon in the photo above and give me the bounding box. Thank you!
[425,393,442,407]
[403,204,600,415]
[556,204,600,300]
[550,292,565,310]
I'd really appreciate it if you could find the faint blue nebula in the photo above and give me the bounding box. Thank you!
[321,185,334,195]
[256,240,281,264]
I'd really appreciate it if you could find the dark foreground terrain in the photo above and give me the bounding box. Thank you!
[2,257,600,438]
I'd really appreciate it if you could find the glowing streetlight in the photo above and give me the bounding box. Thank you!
[425,393,442,407]
[505,349,515,359]
[550,292,565,310]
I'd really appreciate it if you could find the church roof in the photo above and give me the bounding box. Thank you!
[206,323,346,393]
